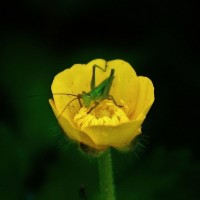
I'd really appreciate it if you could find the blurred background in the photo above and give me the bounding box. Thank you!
[0,0,199,199]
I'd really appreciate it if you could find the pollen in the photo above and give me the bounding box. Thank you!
[74,100,129,129]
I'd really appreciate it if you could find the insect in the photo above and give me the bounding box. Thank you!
[56,64,122,116]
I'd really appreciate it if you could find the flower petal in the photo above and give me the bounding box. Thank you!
[51,59,108,126]
[107,60,139,117]
[53,58,107,94]
[130,76,154,120]
[49,99,107,150]
[82,119,144,147]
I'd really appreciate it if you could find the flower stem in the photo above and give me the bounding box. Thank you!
[98,148,116,200]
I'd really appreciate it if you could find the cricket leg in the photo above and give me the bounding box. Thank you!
[87,102,99,114]
[93,63,108,72]
[90,63,108,90]
[90,66,96,90]
[77,94,82,108]
[57,97,79,119]
[108,95,123,108]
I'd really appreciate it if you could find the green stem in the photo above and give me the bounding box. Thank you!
[98,148,116,200]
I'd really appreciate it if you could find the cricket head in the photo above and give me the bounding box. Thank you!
[81,92,91,108]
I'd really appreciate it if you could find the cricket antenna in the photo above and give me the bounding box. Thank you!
[53,93,78,97]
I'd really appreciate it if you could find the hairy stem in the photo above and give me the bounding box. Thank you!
[98,148,116,200]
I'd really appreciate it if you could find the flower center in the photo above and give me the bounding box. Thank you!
[74,100,129,129]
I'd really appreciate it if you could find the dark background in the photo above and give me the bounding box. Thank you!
[0,0,199,200]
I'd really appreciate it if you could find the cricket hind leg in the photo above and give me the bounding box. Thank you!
[107,95,123,108]
[93,63,108,72]
[90,63,108,90]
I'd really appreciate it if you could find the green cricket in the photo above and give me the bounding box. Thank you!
[56,64,122,115]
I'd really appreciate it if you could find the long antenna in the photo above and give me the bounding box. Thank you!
[53,93,78,97]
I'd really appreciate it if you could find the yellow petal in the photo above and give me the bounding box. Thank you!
[81,119,144,147]
[53,58,107,96]
[106,60,139,118]
[51,59,108,126]
[130,76,154,120]
[49,99,107,150]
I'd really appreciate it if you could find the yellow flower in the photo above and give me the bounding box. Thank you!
[49,59,154,151]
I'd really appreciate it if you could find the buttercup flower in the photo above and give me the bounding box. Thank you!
[49,59,154,151]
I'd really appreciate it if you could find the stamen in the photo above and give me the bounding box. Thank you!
[74,100,129,129]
